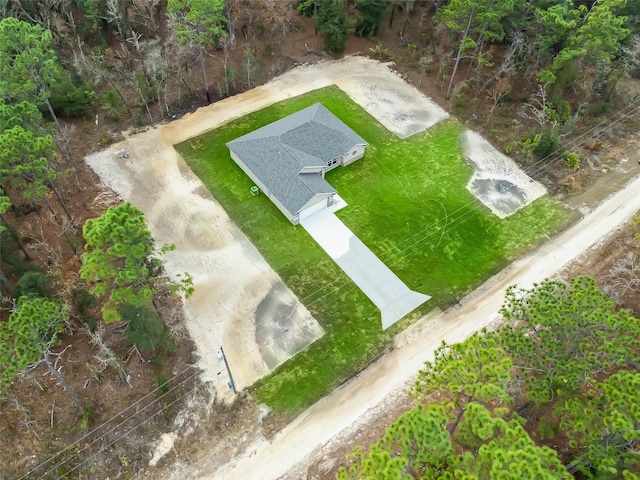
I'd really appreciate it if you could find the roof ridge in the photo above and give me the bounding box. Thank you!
[226,104,366,221]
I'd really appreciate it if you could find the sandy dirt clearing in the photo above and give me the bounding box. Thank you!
[197,173,640,480]
[85,56,451,398]
[461,130,547,218]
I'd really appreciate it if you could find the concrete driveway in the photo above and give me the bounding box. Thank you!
[301,207,430,329]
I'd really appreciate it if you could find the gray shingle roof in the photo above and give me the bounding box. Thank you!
[226,103,367,217]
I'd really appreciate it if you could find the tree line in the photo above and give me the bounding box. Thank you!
[0,10,195,411]
[1,1,637,171]
[299,0,637,168]
[338,275,640,479]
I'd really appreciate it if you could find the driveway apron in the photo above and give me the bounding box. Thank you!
[301,208,430,329]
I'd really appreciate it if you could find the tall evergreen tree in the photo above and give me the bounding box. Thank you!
[0,297,81,408]
[80,203,193,323]
[315,0,352,54]
[0,17,90,124]
[355,0,386,37]
[167,0,228,103]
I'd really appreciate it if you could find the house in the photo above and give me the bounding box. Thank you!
[226,103,368,224]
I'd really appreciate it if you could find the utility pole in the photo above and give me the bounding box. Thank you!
[217,345,237,394]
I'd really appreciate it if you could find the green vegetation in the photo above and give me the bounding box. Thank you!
[0,296,82,408]
[167,0,228,103]
[315,0,352,54]
[339,277,640,479]
[176,86,571,412]
[122,303,175,354]
[80,203,194,324]
[0,17,91,121]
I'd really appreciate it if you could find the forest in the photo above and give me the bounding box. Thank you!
[0,0,639,478]
[338,276,640,479]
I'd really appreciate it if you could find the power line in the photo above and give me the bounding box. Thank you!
[26,92,640,480]
[21,365,200,480]
[55,380,202,480]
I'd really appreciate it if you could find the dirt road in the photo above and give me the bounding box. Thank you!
[200,173,640,480]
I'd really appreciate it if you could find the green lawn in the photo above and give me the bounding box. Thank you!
[175,86,573,413]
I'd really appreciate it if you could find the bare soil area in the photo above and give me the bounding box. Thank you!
[461,130,547,218]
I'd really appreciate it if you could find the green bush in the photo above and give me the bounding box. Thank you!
[47,69,94,118]
[316,0,351,54]
[0,225,40,278]
[562,151,580,169]
[121,304,175,353]
[545,99,571,125]
[14,271,54,299]
[71,286,98,330]
[538,417,557,440]
[101,90,123,121]
[297,0,316,17]
[533,130,560,159]
[354,0,385,37]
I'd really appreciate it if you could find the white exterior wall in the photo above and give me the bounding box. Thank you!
[342,145,366,166]
[270,194,298,224]
[298,194,332,222]
[323,156,343,173]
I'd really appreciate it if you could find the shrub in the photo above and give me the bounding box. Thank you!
[71,286,98,330]
[533,130,560,159]
[297,0,316,17]
[121,304,175,353]
[354,0,385,37]
[545,99,571,125]
[101,90,123,121]
[14,271,54,299]
[316,0,351,54]
[562,151,580,169]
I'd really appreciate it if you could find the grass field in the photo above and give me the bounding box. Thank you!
[175,86,572,413]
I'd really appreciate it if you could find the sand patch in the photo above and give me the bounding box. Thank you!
[461,130,547,218]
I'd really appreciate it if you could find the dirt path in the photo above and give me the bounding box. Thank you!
[182,173,640,480]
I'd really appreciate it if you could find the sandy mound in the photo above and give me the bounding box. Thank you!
[461,131,547,218]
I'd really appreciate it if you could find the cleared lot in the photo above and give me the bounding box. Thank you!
[84,56,453,395]
[85,56,560,401]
